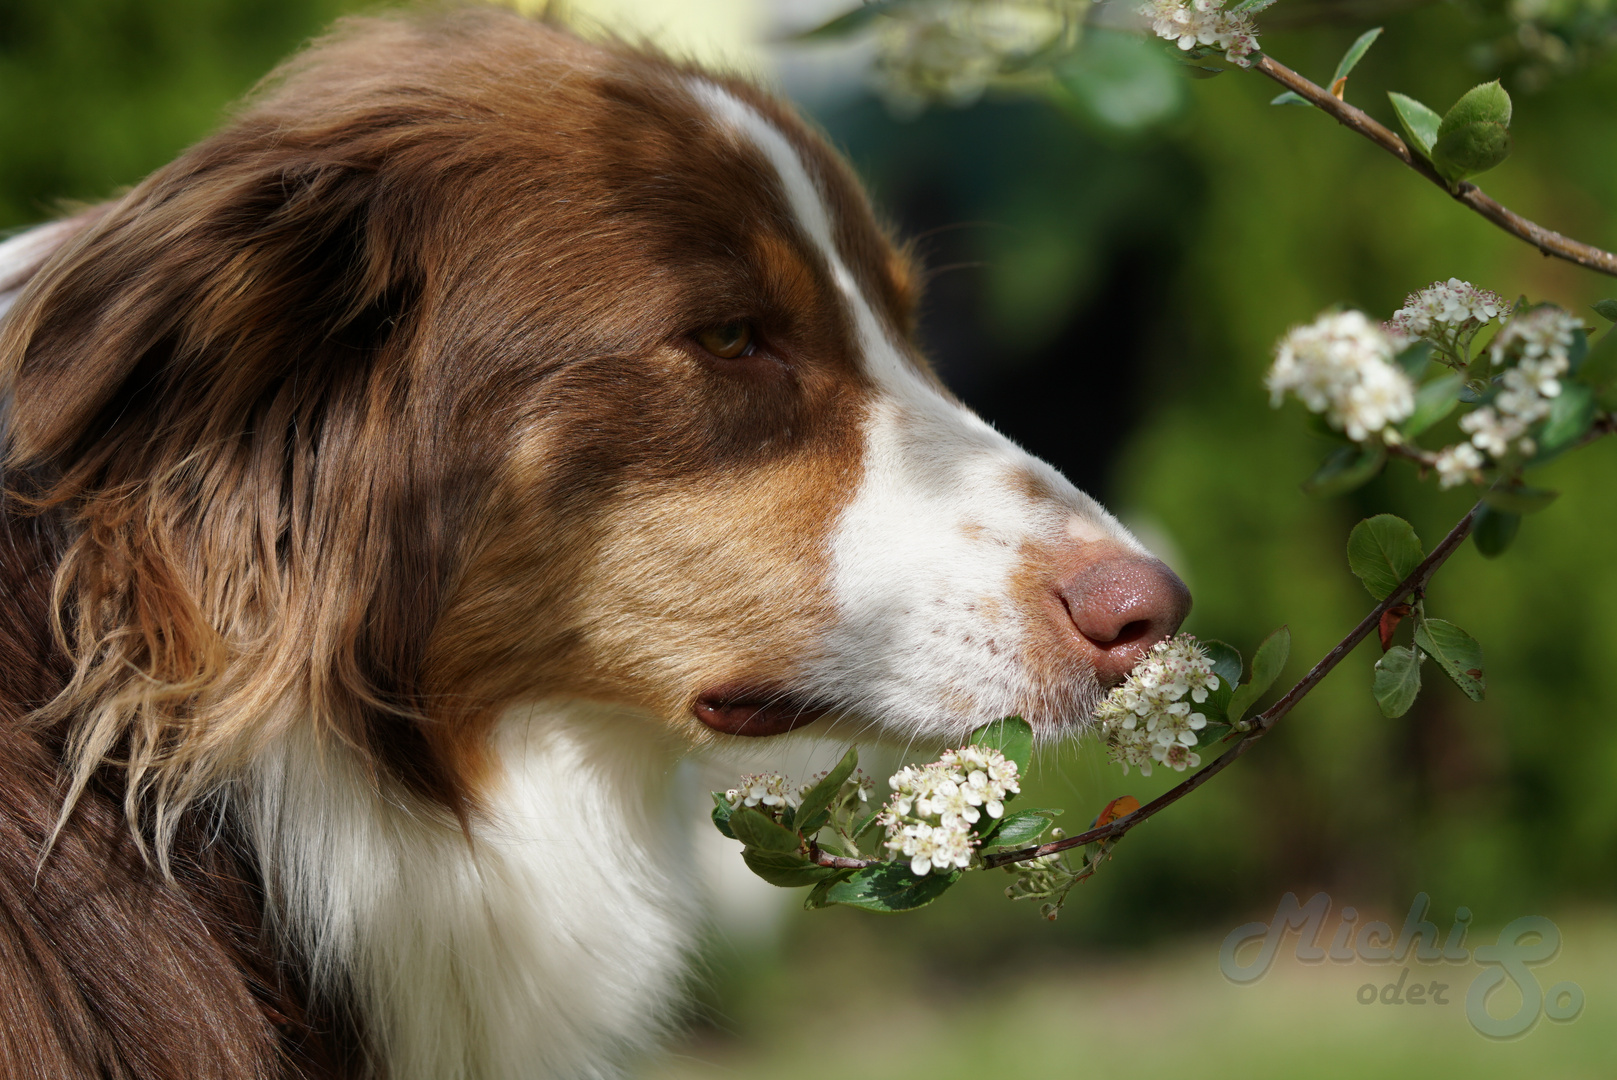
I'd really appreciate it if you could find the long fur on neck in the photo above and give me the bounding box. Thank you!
[246,701,698,1080]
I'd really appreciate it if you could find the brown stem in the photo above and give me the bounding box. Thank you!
[1387,440,1436,469]
[1253,55,1617,279]
[808,842,874,870]
[981,502,1481,869]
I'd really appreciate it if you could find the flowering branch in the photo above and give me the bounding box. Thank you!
[1252,54,1617,279]
[982,501,1480,869]
[792,503,1483,878]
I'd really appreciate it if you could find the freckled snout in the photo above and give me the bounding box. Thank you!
[1056,555,1191,685]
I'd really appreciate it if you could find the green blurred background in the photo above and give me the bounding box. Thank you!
[5,0,1615,1074]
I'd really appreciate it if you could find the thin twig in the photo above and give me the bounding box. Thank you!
[1253,55,1617,279]
[981,502,1480,869]
[807,842,873,870]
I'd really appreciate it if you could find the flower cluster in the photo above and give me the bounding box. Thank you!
[1432,441,1486,488]
[1459,306,1581,459]
[1387,278,1505,339]
[871,1,1080,116]
[878,745,1021,876]
[1266,310,1417,442]
[1141,0,1260,67]
[1094,635,1220,777]
[724,773,804,819]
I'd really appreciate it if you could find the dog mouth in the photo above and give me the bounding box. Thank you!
[691,685,829,737]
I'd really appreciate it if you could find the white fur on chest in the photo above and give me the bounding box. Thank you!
[248,704,698,1080]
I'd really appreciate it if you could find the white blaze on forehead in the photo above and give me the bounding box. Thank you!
[690,80,1144,738]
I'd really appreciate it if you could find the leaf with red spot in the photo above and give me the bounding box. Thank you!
[1414,618,1486,701]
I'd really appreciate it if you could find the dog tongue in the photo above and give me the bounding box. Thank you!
[692,694,824,736]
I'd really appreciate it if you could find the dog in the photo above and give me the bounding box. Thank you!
[0,8,1190,1078]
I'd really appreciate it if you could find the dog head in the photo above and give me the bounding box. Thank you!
[0,9,1187,829]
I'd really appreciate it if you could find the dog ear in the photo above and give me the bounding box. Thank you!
[3,138,416,471]
[0,114,488,827]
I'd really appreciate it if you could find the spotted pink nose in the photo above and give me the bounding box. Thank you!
[1057,555,1191,685]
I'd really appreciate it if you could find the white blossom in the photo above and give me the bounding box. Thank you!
[880,743,1022,876]
[1094,634,1219,777]
[1151,742,1202,772]
[1267,310,1416,441]
[887,821,975,877]
[724,772,804,810]
[1489,306,1580,368]
[1141,0,1260,67]
[1459,405,1529,459]
[871,1,1081,116]
[1432,442,1485,489]
[1387,278,1504,338]
[1449,306,1582,462]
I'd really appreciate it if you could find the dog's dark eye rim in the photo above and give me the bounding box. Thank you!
[694,321,756,360]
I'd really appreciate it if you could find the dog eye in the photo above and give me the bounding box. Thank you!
[696,322,755,360]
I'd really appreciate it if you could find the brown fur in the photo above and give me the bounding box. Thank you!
[1,8,917,838]
[0,8,926,1075]
[0,506,351,1078]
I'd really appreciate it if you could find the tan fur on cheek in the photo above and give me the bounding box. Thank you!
[426,369,870,746]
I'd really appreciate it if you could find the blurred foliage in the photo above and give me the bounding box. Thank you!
[0,0,352,226]
[3,0,1616,1071]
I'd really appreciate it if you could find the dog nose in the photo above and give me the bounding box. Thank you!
[1057,555,1191,684]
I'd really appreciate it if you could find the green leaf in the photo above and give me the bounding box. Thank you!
[1432,123,1511,183]
[1227,625,1291,724]
[793,746,859,837]
[1201,639,1242,716]
[1594,300,1617,323]
[1482,484,1558,515]
[981,808,1062,852]
[1431,82,1513,183]
[1229,0,1279,12]
[1331,27,1383,87]
[742,848,838,888]
[1531,383,1595,462]
[1196,721,1233,748]
[1388,92,1442,158]
[853,811,885,856]
[1578,327,1617,407]
[1395,339,1436,379]
[1348,515,1425,600]
[1413,618,1485,701]
[792,0,902,40]
[1302,444,1386,497]
[968,715,1034,777]
[824,862,962,912]
[1056,30,1186,132]
[1305,411,1354,444]
[711,793,736,839]
[1271,91,1311,107]
[1567,328,1589,374]
[1202,640,1243,693]
[1439,79,1513,133]
[1373,645,1422,718]
[728,807,802,854]
[1401,373,1464,438]
[1472,504,1521,558]
[803,870,855,909]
